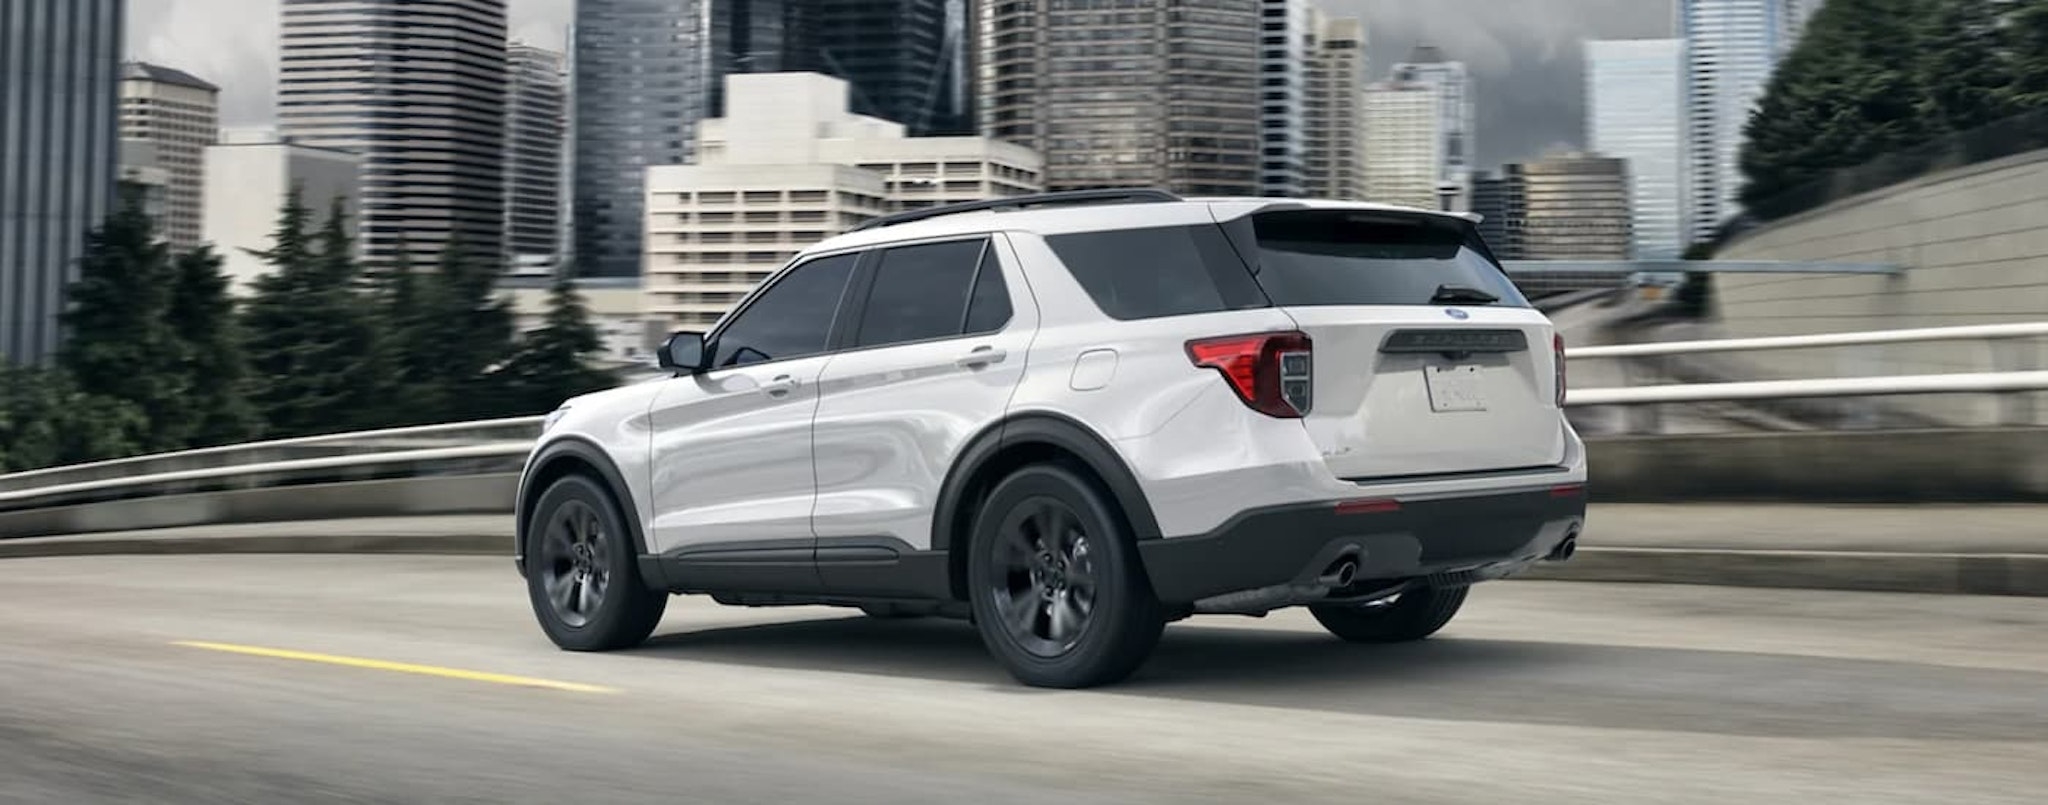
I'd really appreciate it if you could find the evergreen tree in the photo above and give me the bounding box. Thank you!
[1918,0,2020,132]
[240,189,389,437]
[0,365,149,472]
[1740,0,1945,207]
[56,181,192,452]
[504,269,619,414]
[425,239,519,421]
[2012,0,2048,109]
[167,245,262,447]
[367,240,448,426]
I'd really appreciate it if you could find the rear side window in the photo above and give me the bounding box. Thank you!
[1044,225,1268,320]
[1235,210,1530,308]
[855,238,989,348]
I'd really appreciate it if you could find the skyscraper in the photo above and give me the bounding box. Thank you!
[279,0,509,267]
[1258,0,1311,198]
[1389,46,1473,205]
[119,62,218,252]
[812,0,974,136]
[1302,13,1365,201]
[506,43,567,265]
[1680,0,1812,241]
[980,0,1262,195]
[1509,154,1632,261]
[2,0,125,363]
[1586,39,1686,259]
[1361,81,1441,209]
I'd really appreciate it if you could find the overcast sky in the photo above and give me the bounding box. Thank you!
[126,0,1675,171]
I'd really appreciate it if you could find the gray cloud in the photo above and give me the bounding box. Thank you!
[129,0,1673,167]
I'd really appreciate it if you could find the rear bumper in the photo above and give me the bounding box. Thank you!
[1137,485,1587,605]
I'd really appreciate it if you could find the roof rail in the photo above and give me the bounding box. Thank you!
[849,188,1183,232]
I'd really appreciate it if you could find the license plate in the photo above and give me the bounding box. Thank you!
[1424,365,1487,412]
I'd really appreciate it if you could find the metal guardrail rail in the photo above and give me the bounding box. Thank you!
[2,321,2044,538]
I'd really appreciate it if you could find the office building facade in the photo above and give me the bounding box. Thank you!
[1509,154,1632,261]
[646,72,1040,328]
[1257,0,1310,197]
[119,62,218,252]
[1,0,125,363]
[279,0,508,267]
[1361,81,1440,209]
[1680,0,1813,241]
[506,43,566,265]
[203,130,363,295]
[1302,13,1365,201]
[813,0,975,136]
[979,0,1262,195]
[1389,46,1473,204]
[1586,39,1687,259]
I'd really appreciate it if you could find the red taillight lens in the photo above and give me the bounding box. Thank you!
[1186,331,1313,418]
[1553,333,1567,407]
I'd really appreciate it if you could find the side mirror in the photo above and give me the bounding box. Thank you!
[657,331,708,375]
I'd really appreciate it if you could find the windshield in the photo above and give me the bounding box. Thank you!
[1230,209,1531,308]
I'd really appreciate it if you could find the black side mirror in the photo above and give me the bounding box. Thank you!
[658,331,708,375]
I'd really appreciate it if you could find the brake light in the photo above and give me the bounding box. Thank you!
[1553,333,1567,407]
[1186,331,1313,418]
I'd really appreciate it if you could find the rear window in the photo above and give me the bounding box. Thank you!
[1043,225,1268,320]
[1236,210,1530,308]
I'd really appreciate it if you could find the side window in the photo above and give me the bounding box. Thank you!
[1043,224,1268,320]
[712,253,857,368]
[853,238,988,348]
[962,250,1013,334]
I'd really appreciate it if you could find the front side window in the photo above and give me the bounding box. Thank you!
[711,253,857,368]
[853,239,994,348]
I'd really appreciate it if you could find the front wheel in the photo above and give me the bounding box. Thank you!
[1309,584,1469,643]
[967,464,1164,689]
[526,474,667,651]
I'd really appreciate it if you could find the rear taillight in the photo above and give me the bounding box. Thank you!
[1553,333,1567,407]
[1186,331,1313,418]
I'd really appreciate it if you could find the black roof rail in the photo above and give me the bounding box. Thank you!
[849,188,1183,233]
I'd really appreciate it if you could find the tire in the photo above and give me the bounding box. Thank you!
[525,474,668,651]
[1309,584,1469,644]
[966,463,1165,689]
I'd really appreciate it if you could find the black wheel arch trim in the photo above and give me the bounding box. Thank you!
[516,436,654,572]
[930,412,1162,556]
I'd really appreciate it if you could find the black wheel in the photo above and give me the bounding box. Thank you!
[1309,584,1469,644]
[526,474,667,651]
[967,464,1164,689]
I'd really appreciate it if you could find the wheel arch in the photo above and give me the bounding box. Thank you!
[933,412,1161,601]
[516,437,652,576]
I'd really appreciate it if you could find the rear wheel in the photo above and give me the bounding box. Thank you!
[1309,584,1468,643]
[526,474,667,651]
[967,464,1164,689]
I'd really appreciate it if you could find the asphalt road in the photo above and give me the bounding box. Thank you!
[2,555,2045,804]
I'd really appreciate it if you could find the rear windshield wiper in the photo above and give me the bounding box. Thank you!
[1430,284,1499,305]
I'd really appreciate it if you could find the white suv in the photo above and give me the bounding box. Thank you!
[514,189,1587,689]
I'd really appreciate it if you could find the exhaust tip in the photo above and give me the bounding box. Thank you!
[1548,536,1577,562]
[1328,559,1358,587]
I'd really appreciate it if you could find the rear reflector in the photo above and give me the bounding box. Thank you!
[1334,498,1401,515]
[1549,484,1585,498]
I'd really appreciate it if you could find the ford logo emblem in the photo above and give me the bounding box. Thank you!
[1443,308,1470,320]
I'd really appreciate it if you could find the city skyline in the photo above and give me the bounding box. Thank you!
[127,0,1677,172]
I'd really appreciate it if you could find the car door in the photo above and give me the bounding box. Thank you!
[646,251,860,593]
[809,234,1038,598]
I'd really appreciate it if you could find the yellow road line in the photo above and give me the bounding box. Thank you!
[172,640,618,694]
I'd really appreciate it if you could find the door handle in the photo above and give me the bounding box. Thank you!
[954,346,1007,369]
[760,374,798,397]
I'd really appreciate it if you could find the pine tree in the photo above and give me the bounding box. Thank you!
[1918,0,2021,131]
[426,239,519,421]
[2011,0,2048,109]
[505,269,619,414]
[166,245,261,447]
[240,189,390,437]
[56,181,192,452]
[0,364,149,472]
[367,240,448,426]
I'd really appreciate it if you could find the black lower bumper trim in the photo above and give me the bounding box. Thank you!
[1139,487,1587,604]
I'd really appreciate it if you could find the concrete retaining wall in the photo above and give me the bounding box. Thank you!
[1585,428,2048,502]
[1710,147,2048,425]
